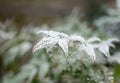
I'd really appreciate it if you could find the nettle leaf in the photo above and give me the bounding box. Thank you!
[79,44,96,61]
[33,31,69,55]
[78,37,100,61]
[15,64,37,83]
[33,37,57,53]
[58,39,68,56]
[38,62,49,79]
[4,42,32,65]
[87,37,101,43]
[37,30,69,38]
[33,30,119,63]
[98,38,119,58]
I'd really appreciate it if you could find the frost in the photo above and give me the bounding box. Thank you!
[15,64,37,83]
[38,62,49,79]
[58,39,69,56]
[4,42,32,66]
[33,30,119,62]
[33,31,69,55]
[33,37,57,53]
[37,30,69,38]
[98,38,119,58]
[87,37,101,43]
[79,44,97,61]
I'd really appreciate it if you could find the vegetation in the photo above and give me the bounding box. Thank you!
[0,1,120,83]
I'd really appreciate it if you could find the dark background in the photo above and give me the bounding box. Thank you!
[0,0,116,25]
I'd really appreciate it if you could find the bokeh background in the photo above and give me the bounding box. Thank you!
[0,0,116,24]
[0,0,120,83]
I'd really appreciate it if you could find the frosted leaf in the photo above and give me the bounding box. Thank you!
[4,45,20,65]
[99,45,111,58]
[38,62,49,79]
[23,64,37,83]
[4,42,32,66]
[19,42,32,56]
[98,38,119,58]
[33,37,57,53]
[15,64,37,83]
[79,44,96,61]
[0,30,15,39]
[33,31,69,56]
[58,39,68,56]
[37,30,69,38]
[87,37,101,43]
[70,35,87,45]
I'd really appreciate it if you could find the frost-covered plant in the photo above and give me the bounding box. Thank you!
[32,30,119,83]
[33,30,119,65]
[1,25,119,83]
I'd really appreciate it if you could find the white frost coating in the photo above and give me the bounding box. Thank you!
[33,31,69,55]
[58,39,68,56]
[87,37,101,43]
[37,30,69,38]
[33,37,57,53]
[33,30,119,62]
[79,44,96,61]
[98,38,119,58]
[39,62,49,79]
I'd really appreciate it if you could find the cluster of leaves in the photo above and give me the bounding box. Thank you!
[33,30,118,62]
[32,30,119,83]
[0,4,120,83]
[0,21,42,83]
